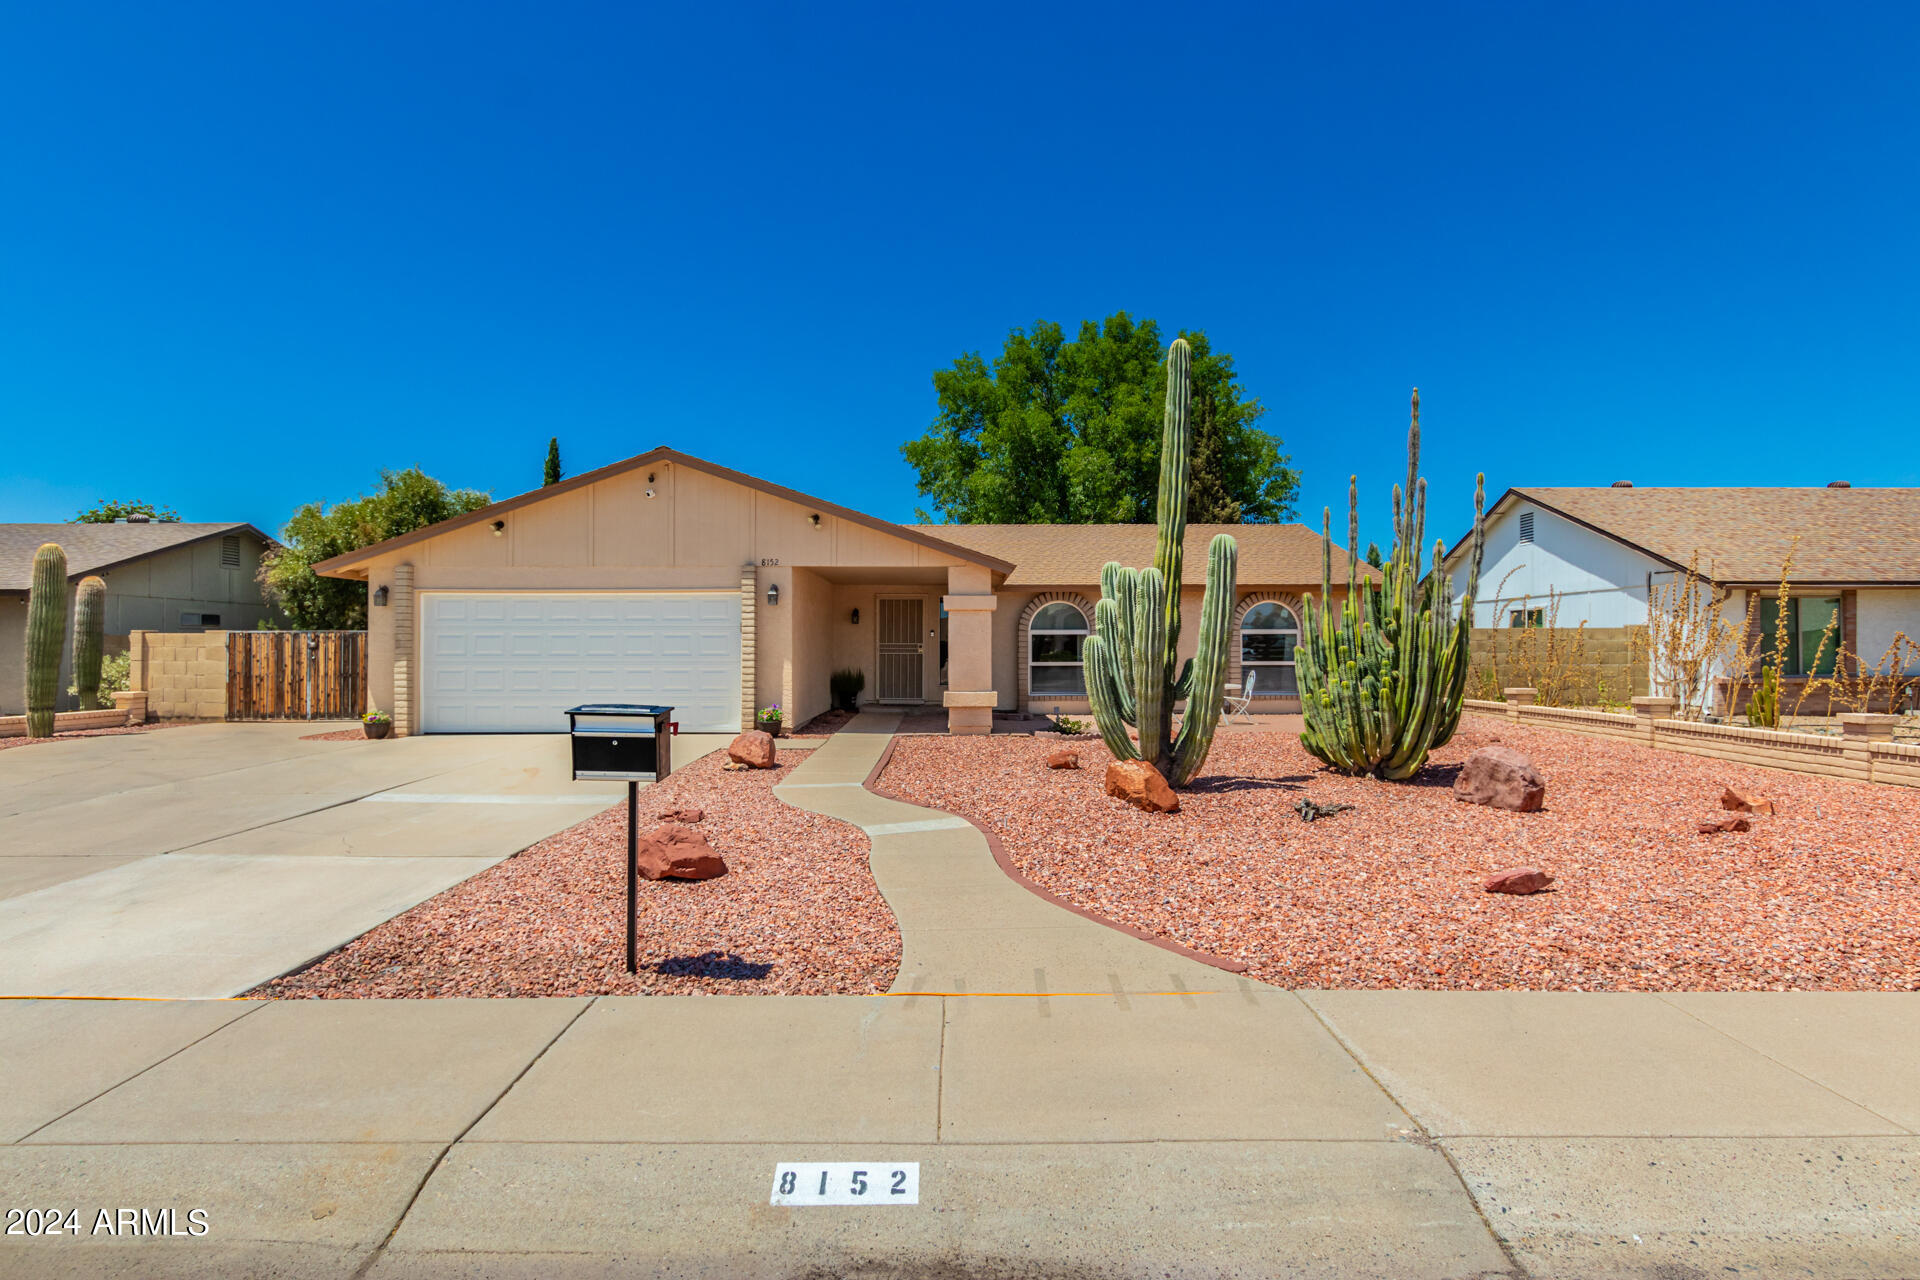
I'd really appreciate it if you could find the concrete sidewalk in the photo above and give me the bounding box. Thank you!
[2,719,1916,1277]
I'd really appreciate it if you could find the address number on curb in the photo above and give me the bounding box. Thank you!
[770,1162,919,1206]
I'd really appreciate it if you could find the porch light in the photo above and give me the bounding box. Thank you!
[373,586,389,607]
[850,608,860,624]
[490,520,506,537]
[766,583,780,606]
[809,513,821,527]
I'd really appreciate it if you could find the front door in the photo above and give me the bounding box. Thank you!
[876,597,924,702]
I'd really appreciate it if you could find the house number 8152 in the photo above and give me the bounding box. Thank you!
[769,1161,918,1206]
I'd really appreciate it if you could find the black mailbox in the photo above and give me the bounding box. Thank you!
[566,704,674,782]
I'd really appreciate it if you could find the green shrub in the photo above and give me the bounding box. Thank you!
[71,652,130,703]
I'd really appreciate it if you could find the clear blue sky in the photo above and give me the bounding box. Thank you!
[4,2,1915,552]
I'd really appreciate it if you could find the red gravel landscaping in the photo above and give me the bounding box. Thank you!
[0,720,187,751]
[876,721,1920,991]
[255,747,899,998]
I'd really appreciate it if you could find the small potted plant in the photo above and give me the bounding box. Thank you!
[363,707,393,740]
[756,703,783,737]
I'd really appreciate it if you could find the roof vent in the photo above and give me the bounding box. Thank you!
[127,513,151,522]
[1610,480,1633,488]
[1827,480,1851,488]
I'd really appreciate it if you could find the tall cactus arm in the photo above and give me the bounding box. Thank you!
[73,575,106,710]
[1091,595,1138,726]
[1153,339,1191,665]
[1083,634,1140,761]
[1132,567,1172,772]
[25,543,68,739]
[1171,535,1238,785]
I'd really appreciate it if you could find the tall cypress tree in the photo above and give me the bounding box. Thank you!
[543,437,562,486]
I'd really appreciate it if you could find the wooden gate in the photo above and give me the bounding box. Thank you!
[227,631,368,721]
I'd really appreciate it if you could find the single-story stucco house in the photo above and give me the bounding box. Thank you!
[0,520,277,715]
[1444,482,1920,712]
[315,448,1368,736]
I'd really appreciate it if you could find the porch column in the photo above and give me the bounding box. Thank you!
[942,564,998,735]
[392,562,416,737]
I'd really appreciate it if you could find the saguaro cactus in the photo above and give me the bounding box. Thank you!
[25,543,68,738]
[1296,391,1486,779]
[1083,338,1239,786]
[73,575,107,709]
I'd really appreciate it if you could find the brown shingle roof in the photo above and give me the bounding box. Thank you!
[908,523,1375,588]
[1493,488,1920,585]
[0,523,273,593]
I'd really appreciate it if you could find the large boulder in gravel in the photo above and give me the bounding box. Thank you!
[1453,746,1546,812]
[1105,759,1179,813]
[1720,787,1775,815]
[637,824,728,880]
[1484,867,1554,895]
[727,730,776,768]
[1046,749,1080,770]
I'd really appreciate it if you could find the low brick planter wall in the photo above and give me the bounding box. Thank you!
[1465,697,1918,788]
[0,707,131,737]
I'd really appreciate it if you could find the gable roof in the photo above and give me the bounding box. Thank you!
[0,523,273,593]
[1463,487,1920,585]
[313,447,1015,578]
[911,523,1378,588]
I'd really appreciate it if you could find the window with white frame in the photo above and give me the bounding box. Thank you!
[1239,602,1300,696]
[1028,602,1089,697]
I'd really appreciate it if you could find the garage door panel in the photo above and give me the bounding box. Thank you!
[421,593,741,733]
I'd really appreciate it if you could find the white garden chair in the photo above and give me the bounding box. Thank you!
[1222,670,1257,724]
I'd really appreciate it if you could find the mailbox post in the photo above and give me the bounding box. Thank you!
[566,704,675,973]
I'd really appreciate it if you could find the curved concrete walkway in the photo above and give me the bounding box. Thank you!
[775,711,1239,996]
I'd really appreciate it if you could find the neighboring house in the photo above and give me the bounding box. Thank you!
[314,447,1368,736]
[0,521,278,715]
[1444,483,1920,711]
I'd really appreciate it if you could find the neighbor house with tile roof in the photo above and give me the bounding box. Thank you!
[0,520,278,715]
[1442,482,1920,712]
[314,447,1371,736]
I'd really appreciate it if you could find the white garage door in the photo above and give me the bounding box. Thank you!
[420,593,741,733]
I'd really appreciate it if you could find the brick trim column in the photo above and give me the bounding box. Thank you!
[740,564,757,732]
[392,563,416,736]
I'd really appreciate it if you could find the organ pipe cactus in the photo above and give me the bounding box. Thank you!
[1083,338,1239,786]
[1296,391,1485,780]
[25,543,68,738]
[73,575,107,709]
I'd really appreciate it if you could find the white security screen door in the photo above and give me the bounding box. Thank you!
[876,597,924,702]
[420,592,741,733]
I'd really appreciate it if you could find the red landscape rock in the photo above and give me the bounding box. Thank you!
[656,806,704,823]
[1483,867,1555,895]
[1721,787,1775,816]
[1453,745,1547,812]
[636,823,728,880]
[727,730,776,769]
[1698,815,1752,834]
[1104,759,1179,812]
[1046,749,1080,770]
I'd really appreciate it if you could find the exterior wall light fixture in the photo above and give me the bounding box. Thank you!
[809,513,821,527]
[850,608,860,624]
[490,520,506,537]
[373,586,390,607]
[766,583,780,606]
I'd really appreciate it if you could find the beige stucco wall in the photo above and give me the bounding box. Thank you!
[345,459,970,734]
[128,629,231,720]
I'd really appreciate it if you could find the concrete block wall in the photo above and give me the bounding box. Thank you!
[129,630,231,720]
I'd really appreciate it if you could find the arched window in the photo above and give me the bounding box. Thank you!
[1028,602,1090,697]
[1239,602,1300,696]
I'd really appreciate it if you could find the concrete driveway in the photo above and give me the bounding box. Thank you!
[0,723,730,998]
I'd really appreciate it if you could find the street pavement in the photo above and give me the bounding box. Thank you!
[1,716,1916,1277]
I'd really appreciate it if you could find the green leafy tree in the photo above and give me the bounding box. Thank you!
[543,437,562,486]
[1366,542,1384,569]
[73,499,180,523]
[260,469,491,628]
[902,313,1298,524]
